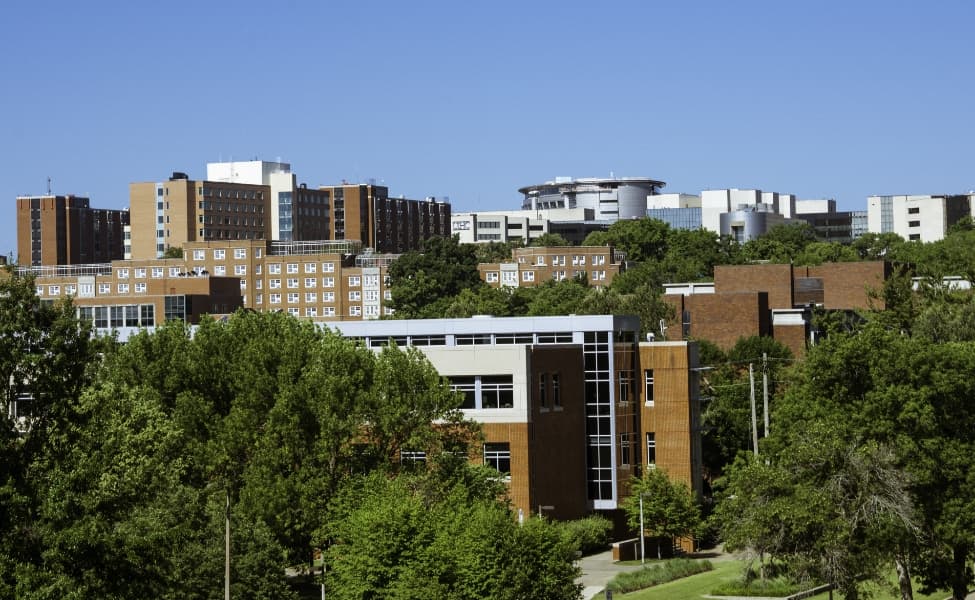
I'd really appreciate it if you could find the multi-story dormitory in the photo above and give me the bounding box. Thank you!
[23,239,398,338]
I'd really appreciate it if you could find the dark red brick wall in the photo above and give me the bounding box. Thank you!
[715,264,794,309]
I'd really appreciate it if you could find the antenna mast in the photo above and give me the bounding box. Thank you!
[47,177,52,195]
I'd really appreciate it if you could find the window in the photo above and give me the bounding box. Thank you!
[269,279,281,289]
[909,234,921,241]
[234,248,247,259]
[348,276,361,287]
[270,293,281,304]
[135,268,146,279]
[349,305,362,317]
[481,375,514,408]
[644,369,654,406]
[552,373,561,407]
[268,263,282,274]
[363,274,379,287]
[535,256,546,266]
[501,271,518,285]
[364,290,379,302]
[255,248,262,258]
[234,265,247,275]
[400,450,426,465]
[304,277,317,288]
[169,267,181,277]
[486,271,499,283]
[65,284,76,295]
[305,306,318,317]
[323,307,335,317]
[287,293,299,304]
[323,276,335,288]
[193,250,205,261]
[135,282,146,293]
[117,284,129,294]
[98,283,111,294]
[364,305,379,317]
[305,292,317,303]
[214,249,225,260]
[619,370,633,404]
[322,262,334,272]
[214,265,226,276]
[908,220,920,228]
[538,373,547,409]
[287,278,299,289]
[323,291,335,302]
[304,263,317,273]
[288,307,300,316]
[349,291,362,301]
[117,268,129,279]
[907,207,920,215]
[79,283,94,297]
[646,432,656,466]
[48,285,60,296]
[522,271,535,282]
[240,279,247,289]
[483,443,511,479]
[255,264,262,275]
[594,255,606,265]
[287,263,299,274]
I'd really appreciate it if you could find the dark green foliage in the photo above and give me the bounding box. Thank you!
[325,471,582,600]
[387,235,483,318]
[556,515,613,556]
[606,559,713,594]
[531,232,571,247]
[621,469,702,561]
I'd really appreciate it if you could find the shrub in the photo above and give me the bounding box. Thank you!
[710,577,805,597]
[557,515,613,556]
[606,558,713,594]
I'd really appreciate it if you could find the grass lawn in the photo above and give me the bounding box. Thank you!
[591,559,952,600]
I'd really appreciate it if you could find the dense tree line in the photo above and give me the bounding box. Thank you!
[0,269,581,599]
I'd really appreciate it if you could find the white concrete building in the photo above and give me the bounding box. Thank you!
[701,188,799,241]
[867,194,975,243]
[451,208,592,244]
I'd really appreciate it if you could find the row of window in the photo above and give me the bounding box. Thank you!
[450,375,515,409]
[399,443,511,480]
[485,270,608,283]
[78,304,155,329]
[517,255,607,266]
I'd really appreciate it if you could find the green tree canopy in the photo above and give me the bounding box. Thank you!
[621,469,702,560]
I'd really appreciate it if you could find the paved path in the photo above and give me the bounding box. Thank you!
[576,547,736,600]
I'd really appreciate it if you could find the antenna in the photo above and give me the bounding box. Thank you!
[47,177,52,195]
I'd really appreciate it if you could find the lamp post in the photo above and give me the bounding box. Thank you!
[639,494,646,565]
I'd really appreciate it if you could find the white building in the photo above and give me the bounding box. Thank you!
[701,189,799,241]
[451,208,592,244]
[867,194,975,243]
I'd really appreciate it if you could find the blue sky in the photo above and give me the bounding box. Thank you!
[3,1,974,260]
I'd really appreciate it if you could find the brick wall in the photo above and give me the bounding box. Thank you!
[715,264,794,309]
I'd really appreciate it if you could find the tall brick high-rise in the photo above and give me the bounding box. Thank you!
[16,195,129,266]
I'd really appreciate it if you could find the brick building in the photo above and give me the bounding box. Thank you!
[478,245,624,288]
[664,261,892,356]
[16,195,129,266]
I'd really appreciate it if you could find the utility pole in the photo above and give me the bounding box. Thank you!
[749,363,759,456]
[226,490,231,600]
[762,353,769,437]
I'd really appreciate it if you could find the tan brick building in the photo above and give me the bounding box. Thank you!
[129,173,272,260]
[478,246,624,288]
[16,195,128,266]
[318,183,451,253]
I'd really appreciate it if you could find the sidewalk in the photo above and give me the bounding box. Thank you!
[576,546,735,599]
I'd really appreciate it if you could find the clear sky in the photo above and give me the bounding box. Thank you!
[3,1,974,260]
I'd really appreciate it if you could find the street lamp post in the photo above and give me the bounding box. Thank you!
[639,495,646,565]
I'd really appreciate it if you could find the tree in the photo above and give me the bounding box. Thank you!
[325,470,582,600]
[0,269,99,596]
[162,246,184,258]
[387,236,483,318]
[531,232,571,247]
[622,469,701,560]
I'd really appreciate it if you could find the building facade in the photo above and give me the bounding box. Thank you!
[519,177,666,221]
[129,172,272,259]
[331,315,703,520]
[867,193,975,242]
[16,195,129,266]
[478,246,624,288]
[317,184,451,253]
